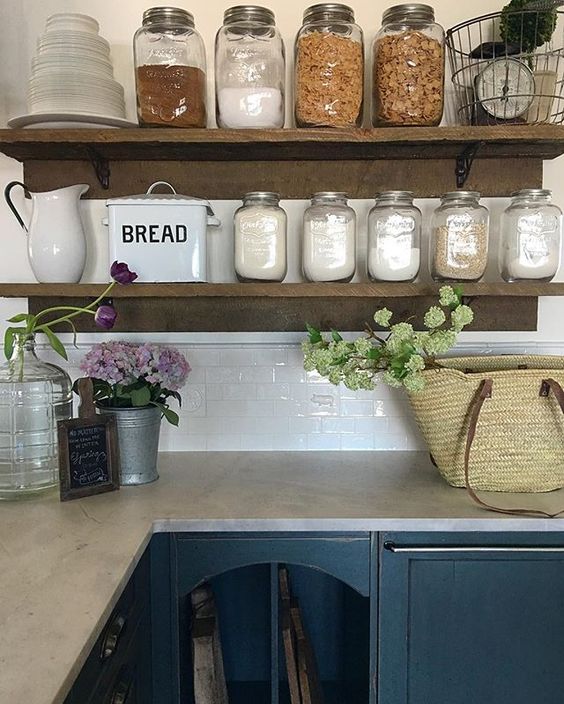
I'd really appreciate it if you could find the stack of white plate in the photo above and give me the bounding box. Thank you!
[26,13,127,121]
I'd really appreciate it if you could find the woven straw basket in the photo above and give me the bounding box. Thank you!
[407,356,564,494]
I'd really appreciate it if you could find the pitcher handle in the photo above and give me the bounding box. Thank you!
[4,181,31,233]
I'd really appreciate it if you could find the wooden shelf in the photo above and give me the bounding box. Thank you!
[1,125,564,161]
[1,282,564,298]
[1,282,553,332]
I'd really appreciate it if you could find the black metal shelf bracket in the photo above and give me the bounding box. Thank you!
[455,141,484,188]
[86,146,110,190]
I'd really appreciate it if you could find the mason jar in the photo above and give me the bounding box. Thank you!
[134,7,207,128]
[499,189,562,282]
[430,192,489,282]
[295,4,364,128]
[303,192,356,282]
[234,192,287,282]
[372,4,444,126]
[215,6,285,128]
[368,191,421,282]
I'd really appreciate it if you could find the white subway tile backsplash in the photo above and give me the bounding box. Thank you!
[42,340,562,453]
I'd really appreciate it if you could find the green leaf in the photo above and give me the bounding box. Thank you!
[7,313,31,324]
[153,402,179,426]
[367,347,382,360]
[306,323,322,344]
[130,385,152,407]
[40,326,68,360]
[331,329,343,343]
[3,327,16,360]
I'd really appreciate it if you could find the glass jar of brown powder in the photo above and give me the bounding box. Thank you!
[134,7,207,128]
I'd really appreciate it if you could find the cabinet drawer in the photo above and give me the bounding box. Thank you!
[174,533,371,596]
[65,549,150,703]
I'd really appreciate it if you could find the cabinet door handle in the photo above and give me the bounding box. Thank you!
[384,542,564,554]
[100,615,126,661]
[110,673,133,704]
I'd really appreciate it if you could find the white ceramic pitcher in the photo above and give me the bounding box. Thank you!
[4,181,89,283]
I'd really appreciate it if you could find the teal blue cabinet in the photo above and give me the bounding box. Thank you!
[378,532,564,704]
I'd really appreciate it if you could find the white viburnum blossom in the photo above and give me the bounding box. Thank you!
[374,307,393,327]
[383,370,403,388]
[439,285,459,307]
[354,337,373,355]
[423,330,457,356]
[403,373,426,393]
[451,304,474,331]
[423,306,446,329]
[405,354,425,373]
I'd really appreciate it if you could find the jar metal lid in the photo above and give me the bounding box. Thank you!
[243,191,281,201]
[303,3,355,24]
[224,5,275,24]
[311,191,349,201]
[511,188,552,198]
[375,190,414,200]
[142,6,195,28]
[441,191,481,200]
[382,4,435,25]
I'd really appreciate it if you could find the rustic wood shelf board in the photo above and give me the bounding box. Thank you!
[2,282,564,298]
[1,125,564,161]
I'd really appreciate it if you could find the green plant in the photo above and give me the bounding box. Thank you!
[500,0,557,54]
[302,286,474,393]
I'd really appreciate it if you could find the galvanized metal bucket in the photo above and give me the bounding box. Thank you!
[99,406,161,485]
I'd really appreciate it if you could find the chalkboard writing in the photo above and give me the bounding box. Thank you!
[67,424,110,490]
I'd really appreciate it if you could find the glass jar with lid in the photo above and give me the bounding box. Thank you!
[134,7,207,128]
[499,189,562,282]
[367,191,421,282]
[302,192,356,282]
[234,192,287,282]
[295,4,364,128]
[372,4,444,127]
[430,192,489,282]
[215,6,285,128]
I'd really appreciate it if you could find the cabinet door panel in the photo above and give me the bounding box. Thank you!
[379,533,564,704]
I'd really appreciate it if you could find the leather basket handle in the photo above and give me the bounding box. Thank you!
[464,377,564,518]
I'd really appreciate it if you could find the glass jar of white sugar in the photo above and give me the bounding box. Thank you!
[215,5,285,128]
[302,192,356,282]
[367,191,421,282]
[234,192,287,282]
[499,189,562,282]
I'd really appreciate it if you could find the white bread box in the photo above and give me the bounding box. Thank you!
[105,181,220,282]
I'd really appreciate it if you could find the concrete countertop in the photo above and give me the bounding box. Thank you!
[3,450,564,704]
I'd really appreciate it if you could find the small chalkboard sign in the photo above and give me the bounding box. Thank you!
[58,378,120,501]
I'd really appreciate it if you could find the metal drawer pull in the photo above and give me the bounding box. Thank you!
[384,542,564,554]
[110,676,132,704]
[100,615,126,661]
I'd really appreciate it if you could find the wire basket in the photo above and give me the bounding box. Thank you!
[446,10,564,125]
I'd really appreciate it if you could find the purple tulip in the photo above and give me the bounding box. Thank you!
[110,261,138,285]
[95,305,118,330]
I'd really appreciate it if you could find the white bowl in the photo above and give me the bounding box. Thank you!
[37,31,110,49]
[44,13,100,35]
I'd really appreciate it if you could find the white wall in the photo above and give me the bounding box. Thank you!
[1,0,563,450]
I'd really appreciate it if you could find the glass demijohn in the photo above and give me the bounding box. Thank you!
[134,7,207,128]
[295,4,364,128]
[367,191,421,282]
[372,4,444,126]
[302,192,356,282]
[234,191,288,282]
[500,189,563,282]
[430,191,489,282]
[0,333,72,499]
[215,6,285,128]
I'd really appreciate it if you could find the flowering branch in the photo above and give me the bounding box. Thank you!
[3,261,138,362]
[302,286,474,393]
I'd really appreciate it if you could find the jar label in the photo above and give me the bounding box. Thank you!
[310,217,348,263]
[375,214,415,237]
[239,214,280,267]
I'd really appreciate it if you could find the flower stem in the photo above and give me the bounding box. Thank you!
[32,282,115,329]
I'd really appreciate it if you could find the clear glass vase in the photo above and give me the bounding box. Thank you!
[0,333,72,499]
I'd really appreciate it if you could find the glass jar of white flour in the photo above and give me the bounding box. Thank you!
[367,191,421,282]
[234,192,287,282]
[499,189,562,282]
[302,192,356,282]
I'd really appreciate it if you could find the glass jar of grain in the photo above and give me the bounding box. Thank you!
[499,189,562,282]
[134,7,207,128]
[430,192,489,282]
[372,4,444,127]
[294,4,364,128]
